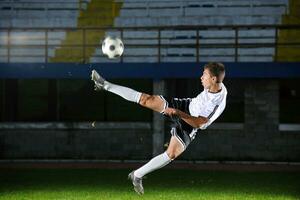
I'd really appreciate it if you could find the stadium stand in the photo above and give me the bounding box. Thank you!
[0,0,86,62]
[92,0,290,62]
[0,0,299,63]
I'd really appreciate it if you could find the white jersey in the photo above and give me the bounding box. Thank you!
[189,83,227,130]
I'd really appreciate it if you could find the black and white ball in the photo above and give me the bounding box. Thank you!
[102,36,124,59]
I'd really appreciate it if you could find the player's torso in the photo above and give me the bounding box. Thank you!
[189,85,226,118]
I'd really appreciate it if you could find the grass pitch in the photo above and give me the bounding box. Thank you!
[0,168,299,200]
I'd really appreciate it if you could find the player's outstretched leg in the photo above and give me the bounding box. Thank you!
[91,69,165,112]
[91,69,142,103]
[128,171,144,195]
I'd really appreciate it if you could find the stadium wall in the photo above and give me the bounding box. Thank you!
[0,62,299,161]
[0,123,153,160]
[0,123,299,161]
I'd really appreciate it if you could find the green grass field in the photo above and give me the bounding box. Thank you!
[0,168,299,200]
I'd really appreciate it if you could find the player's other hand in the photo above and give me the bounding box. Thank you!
[163,108,178,116]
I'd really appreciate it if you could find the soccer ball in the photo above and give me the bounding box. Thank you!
[102,36,124,59]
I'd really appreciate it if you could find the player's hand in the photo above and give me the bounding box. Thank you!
[163,108,178,116]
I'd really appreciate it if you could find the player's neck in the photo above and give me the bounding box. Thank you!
[208,83,222,93]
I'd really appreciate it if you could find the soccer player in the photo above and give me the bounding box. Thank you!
[91,62,227,195]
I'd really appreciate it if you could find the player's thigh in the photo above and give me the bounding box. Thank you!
[139,93,165,113]
[166,136,184,159]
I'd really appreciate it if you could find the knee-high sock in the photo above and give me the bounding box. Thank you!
[134,152,172,178]
[104,81,142,103]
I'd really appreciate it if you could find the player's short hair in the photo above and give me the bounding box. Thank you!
[204,62,225,83]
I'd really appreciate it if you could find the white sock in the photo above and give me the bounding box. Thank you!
[134,152,172,178]
[103,81,142,103]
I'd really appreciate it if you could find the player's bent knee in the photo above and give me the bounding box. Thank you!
[139,94,159,108]
[166,150,180,160]
[166,151,176,160]
[139,94,151,106]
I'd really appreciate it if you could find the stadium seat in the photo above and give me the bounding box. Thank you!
[0,0,296,63]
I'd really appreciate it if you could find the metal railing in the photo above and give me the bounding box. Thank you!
[0,25,300,63]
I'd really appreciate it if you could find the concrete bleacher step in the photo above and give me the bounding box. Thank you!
[238,47,274,55]
[119,47,159,56]
[161,47,195,55]
[0,48,7,56]
[123,39,158,45]
[8,57,45,63]
[184,7,286,16]
[0,18,78,28]
[0,31,66,49]
[161,57,196,62]
[198,48,234,56]
[115,16,282,26]
[90,56,121,63]
[1,47,56,58]
[199,39,235,44]
[121,30,158,38]
[10,48,46,56]
[239,29,276,37]
[0,57,7,62]
[161,30,197,37]
[2,0,80,3]
[161,39,196,45]
[120,7,286,17]
[238,56,273,62]
[0,0,83,10]
[0,32,8,45]
[238,38,276,44]
[122,56,157,63]
[199,56,234,62]
[0,10,79,18]
[122,0,288,8]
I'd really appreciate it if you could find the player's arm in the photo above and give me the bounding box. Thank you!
[163,108,208,128]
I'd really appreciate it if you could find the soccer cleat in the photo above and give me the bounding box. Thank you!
[128,171,144,195]
[91,69,106,91]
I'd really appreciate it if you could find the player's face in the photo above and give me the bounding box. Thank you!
[201,69,216,89]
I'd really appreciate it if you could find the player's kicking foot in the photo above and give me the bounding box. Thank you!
[91,69,106,91]
[128,171,144,195]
